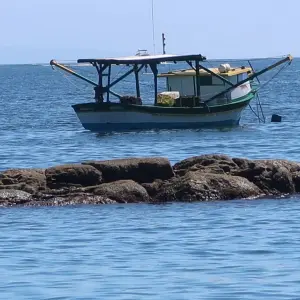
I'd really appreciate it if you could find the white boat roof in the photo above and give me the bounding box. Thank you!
[77,53,206,65]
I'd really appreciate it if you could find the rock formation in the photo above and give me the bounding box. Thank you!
[1,155,299,207]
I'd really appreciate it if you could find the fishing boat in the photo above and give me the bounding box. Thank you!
[50,53,292,132]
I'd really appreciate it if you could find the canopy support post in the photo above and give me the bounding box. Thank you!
[150,63,158,105]
[195,60,200,98]
[95,63,104,103]
[94,63,110,102]
[134,64,141,98]
[106,65,111,102]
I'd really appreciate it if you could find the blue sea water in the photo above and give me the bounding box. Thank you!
[0,57,300,299]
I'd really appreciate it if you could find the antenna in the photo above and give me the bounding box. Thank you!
[151,0,156,54]
[162,33,166,54]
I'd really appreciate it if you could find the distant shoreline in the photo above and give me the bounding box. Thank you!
[1,55,298,67]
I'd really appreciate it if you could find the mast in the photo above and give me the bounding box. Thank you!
[151,0,156,54]
[162,33,166,54]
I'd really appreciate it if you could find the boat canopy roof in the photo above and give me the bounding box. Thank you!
[77,53,206,65]
[159,66,252,78]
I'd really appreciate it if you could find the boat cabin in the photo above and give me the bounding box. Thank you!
[159,65,252,104]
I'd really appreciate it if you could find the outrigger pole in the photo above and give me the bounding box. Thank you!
[50,60,98,87]
[204,54,293,104]
[50,59,122,100]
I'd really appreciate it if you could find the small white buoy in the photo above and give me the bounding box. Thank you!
[218,63,231,73]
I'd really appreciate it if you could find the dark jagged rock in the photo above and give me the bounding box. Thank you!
[91,180,151,203]
[174,154,235,171]
[0,169,46,193]
[174,154,299,195]
[174,154,239,176]
[45,164,103,189]
[83,157,174,183]
[153,170,262,203]
[233,160,296,195]
[1,155,300,207]
[142,179,165,198]
[231,159,299,195]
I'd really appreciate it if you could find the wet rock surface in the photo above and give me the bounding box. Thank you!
[1,155,300,207]
[45,164,103,189]
[0,169,46,193]
[83,157,174,183]
[152,171,262,203]
[92,180,151,203]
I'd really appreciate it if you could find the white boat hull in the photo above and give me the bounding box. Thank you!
[74,106,246,132]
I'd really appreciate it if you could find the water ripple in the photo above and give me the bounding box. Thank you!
[0,198,300,298]
[1,60,300,299]
[1,60,300,169]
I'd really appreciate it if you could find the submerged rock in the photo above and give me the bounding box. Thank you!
[25,194,116,206]
[0,189,33,206]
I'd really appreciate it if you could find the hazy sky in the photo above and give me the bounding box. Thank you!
[0,0,298,64]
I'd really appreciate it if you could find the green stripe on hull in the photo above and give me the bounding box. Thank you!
[72,92,255,115]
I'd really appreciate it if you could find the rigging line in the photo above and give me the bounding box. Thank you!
[248,62,289,124]
[53,67,83,92]
[110,65,127,82]
[248,59,260,84]
[255,95,261,121]
[255,61,290,92]
[257,93,266,123]
[254,93,265,124]
[151,0,156,54]
[248,103,263,123]
[248,63,290,124]
[249,98,266,124]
